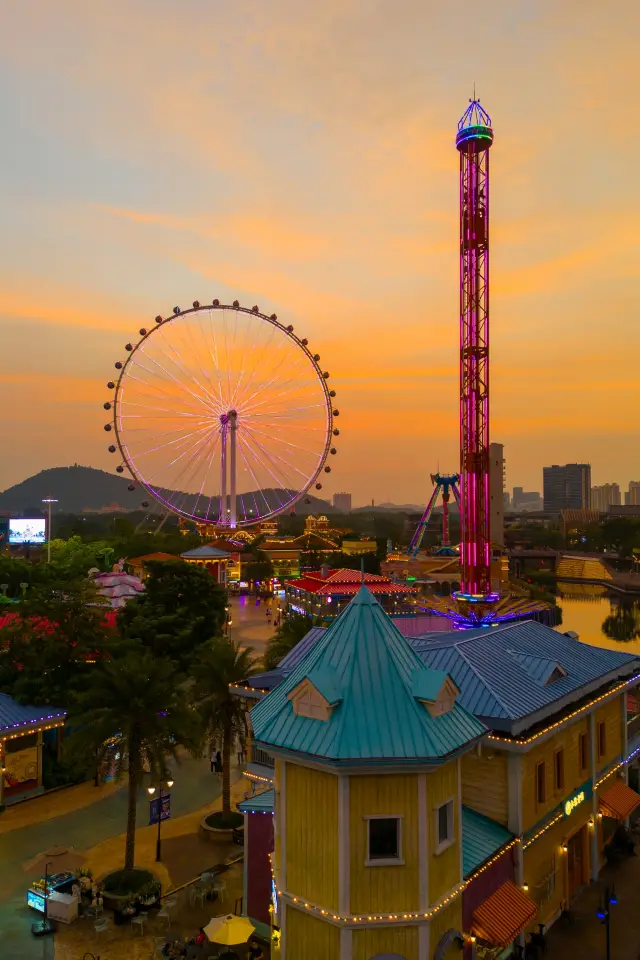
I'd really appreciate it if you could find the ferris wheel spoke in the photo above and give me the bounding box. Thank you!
[236,439,279,515]
[242,426,314,488]
[123,371,213,416]
[203,308,228,411]
[241,421,325,460]
[159,335,224,413]
[132,355,216,415]
[123,417,219,466]
[152,425,221,509]
[227,312,264,409]
[231,314,280,410]
[239,429,299,495]
[236,347,309,415]
[238,432,292,501]
[177,314,226,411]
[192,428,223,522]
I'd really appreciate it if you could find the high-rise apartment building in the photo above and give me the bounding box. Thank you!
[512,487,543,512]
[489,442,505,546]
[626,482,640,506]
[332,492,352,513]
[590,483,621,512]
[543,463,591,513]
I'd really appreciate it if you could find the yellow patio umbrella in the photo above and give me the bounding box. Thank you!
[204,914,256,945]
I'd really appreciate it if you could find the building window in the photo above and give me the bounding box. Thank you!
[365,816,403,865]
[536,761,546,805]
[435,799,455,853]
[598,721,607,758]
[554,749,565,792]
[291,684,330,722]
[579,732,588,771]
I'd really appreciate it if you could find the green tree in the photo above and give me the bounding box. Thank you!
[264,614,312,671]
[0,576,114,705]
[244,559,274,583]
[193,639,259,820]
[117,560,227,671]
[48,536,114,576]
[68,647,201,871]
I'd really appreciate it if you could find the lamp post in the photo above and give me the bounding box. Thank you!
[597,885,617,960]
[147,778,174,862]
[225,605,233,639]
[42,499,58,562]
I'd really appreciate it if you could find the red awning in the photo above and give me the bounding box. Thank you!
[472,880,538,947]
[599,780,640,820]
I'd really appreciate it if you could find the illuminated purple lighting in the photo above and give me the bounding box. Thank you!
[458,98,493,599]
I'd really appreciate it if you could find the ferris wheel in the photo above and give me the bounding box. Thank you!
[103,300,339,527]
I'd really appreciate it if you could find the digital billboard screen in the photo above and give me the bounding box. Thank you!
[9,519,47,545]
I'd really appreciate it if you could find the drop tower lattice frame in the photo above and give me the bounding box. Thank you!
[457,100,494,599]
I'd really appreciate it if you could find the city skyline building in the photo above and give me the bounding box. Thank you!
[626,481,640,506]
[591,483,621,512]
[489,442,504,547]
[543,463,591,513]
[332,491,352,513]
[511,486,543,512]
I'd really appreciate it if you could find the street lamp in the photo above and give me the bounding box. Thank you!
[42,499,58,563]
[147,778,174,862]
[596,885,617,960]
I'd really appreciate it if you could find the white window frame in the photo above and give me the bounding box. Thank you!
[364,814,405,866]
[434,798,455,855]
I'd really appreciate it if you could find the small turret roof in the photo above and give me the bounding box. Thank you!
[250,587,485,765]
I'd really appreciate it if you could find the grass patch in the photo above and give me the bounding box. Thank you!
[102,868,154,896]
[205,811,243,829]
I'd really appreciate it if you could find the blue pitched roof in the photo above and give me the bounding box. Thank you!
[507,650,566,686]
[0,694,66,734]
[410,620,640,735]
[238,789,274,814]
[278,626,326,673]
[462,806,513,876]
[250,588,486,765]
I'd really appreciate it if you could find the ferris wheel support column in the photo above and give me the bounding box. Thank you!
[220,421,228,525]
[229,410,238,529]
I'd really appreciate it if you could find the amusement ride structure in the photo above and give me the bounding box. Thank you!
[414,98,546,628]
[103,301,338,531]
[408,473,460,557]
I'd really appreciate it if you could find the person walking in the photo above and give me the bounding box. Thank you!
[214,750,222,774]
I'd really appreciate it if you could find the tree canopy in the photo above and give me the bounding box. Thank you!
[264,614,312,671]
[117,559,227,670]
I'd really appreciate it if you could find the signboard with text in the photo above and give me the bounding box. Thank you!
[149,793,171,826]
[563,779,593,818]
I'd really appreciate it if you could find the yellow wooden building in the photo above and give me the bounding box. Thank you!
[250,587,487,959]
[242,594,640,958]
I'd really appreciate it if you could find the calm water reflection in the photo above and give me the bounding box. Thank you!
[556,583,640,653]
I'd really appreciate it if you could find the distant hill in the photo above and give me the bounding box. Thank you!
[0,466,335,516]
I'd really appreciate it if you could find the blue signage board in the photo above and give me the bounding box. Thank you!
[149,793,171,826]
[563,779,593,818]
[27,890,46,913]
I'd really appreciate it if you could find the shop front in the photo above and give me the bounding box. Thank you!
[0,695,67,809]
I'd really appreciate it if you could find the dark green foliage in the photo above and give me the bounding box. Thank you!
[244,559,274,582]
[205,810,243,829]
[193,639,260,817]
[264,615,311,671]
[67,646,202,870]
[117,559,227,670]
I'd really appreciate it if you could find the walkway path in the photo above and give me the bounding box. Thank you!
[0,752,241,959]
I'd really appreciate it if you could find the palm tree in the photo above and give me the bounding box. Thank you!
[263,614,311,671]
[68,646,201,871]
[194,638,260,820]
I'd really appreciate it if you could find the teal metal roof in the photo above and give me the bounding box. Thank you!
[250,588,486,765]
[238,789,274,814]
[462,806,513,877]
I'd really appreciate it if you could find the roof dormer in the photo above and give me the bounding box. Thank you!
[288,669,342,722]
[411,670,460,718]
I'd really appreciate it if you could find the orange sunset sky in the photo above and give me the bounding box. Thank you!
[1,1,638,506]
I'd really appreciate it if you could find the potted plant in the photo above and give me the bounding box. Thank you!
[114,895,137,925]
[138,880,161,908]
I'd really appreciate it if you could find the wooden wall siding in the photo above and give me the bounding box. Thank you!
[349,773,420,914]
[461,749,509,825]
[523,802,592,928]
[428,898,464,958]
[521,716,590,831]
[352,925,419,960]
[273,759,282,878]
[285,763,339,910]
[427,762,462,903]
[594,696,623,772]
[285,904,340,960]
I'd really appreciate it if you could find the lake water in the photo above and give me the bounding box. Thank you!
[556,584,640,653]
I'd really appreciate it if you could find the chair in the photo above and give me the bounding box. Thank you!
[189,886,206,908]
[164,896,178,912]
[131,911,148,935]
[213,879,227,902]
[157,907,171,929]
[153,936,166,958]
[94,917,110,937]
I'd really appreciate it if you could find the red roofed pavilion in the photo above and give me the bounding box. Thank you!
[284,567,417,620]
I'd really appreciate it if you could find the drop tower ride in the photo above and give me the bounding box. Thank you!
[456,98,493,600]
